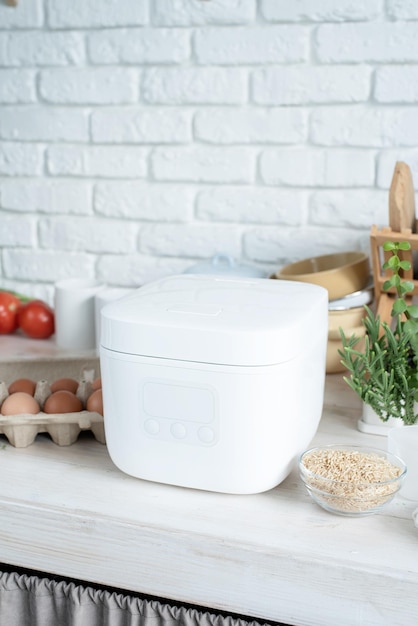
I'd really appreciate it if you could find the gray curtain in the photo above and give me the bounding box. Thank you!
[0,571,279,626]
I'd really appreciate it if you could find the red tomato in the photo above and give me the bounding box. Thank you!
[0,291,21,334]
[17,300,55,339]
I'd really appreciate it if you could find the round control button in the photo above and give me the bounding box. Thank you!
[170,422,187,439]
[144,419,160,436]
[198,426,216,444]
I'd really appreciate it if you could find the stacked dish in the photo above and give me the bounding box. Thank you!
[274,251,372,373]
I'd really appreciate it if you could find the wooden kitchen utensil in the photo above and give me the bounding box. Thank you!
[389,161,416,233]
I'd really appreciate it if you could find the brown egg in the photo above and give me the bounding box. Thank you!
[50,378,79,394]
[44,390,83,414]
[1,392,40,415]
[8,378,36,396]
[91,377,102,390]
[86,389,103,415]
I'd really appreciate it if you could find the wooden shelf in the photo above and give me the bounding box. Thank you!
[370,224,418,325]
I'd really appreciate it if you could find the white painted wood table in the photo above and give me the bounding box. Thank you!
[0,340,417,626]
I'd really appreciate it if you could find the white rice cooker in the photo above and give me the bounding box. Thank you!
[100,274,328,494]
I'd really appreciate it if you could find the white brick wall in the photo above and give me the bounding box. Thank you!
[0,0,418,299]
[142,67,247,104]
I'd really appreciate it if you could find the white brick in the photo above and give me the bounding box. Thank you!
[242,227,285,263]
[47,0,148,28]
[196,187,306,224]
[97,254,190,287]
[39,68,138,105]
[0,143,43,176]
[0,281,53,305]
[151,147,255,183]
[377,150,418,189]
[47,146,148,178]
[375,67,418,103]
[0,69,35,103]
[194,108,307,144]
[0,107,89,142]
[261,0,382,22]
[39,217,138,253]
[311,107,418,147]
[3,250,95,282]
[91,108,192,144]
[88,29,190,65]
[142,68,247,104]
[94,182,194,221]
[316,23,418,62]
[194,26,308,64]
[253,66,371,105]
[0,1,43,28]
[0,217,36,246]
[387,0,418,19]
[309,190,389,228]
[152,0,256,26]
[260,149,374,187]
[0,180,92,215]
[243,226,366,264]
[139,223,242,258]
[0,32,85,66]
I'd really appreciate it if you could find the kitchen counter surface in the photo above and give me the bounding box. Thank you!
[0,359,416,625]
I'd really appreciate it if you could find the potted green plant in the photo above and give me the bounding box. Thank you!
[339,241,418,426]
[340,241,418,500]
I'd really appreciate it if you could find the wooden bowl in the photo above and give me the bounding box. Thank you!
[328,306,367,334]
[275,251,370,300]
[326,325,365,374]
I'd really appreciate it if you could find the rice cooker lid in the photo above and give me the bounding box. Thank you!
[101,275,328,366]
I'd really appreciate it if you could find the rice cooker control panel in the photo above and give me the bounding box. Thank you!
[141,380,219,446]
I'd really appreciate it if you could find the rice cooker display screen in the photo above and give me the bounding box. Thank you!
[142,380,219,446]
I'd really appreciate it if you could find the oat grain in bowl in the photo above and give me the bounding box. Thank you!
[299,445,406,516]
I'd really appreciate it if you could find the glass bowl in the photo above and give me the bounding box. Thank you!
[299,445,407,517]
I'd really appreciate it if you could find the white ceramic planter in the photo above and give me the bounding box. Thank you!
[388,425,418,502]
[357,402,404,436]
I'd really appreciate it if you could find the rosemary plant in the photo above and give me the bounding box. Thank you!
[340,241,418,425]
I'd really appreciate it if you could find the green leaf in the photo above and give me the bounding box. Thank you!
[383,274,399,287]
[407,304,418,319]
[383,279,393,291]
[401,280,415,293]
[383,241,397,251]
[392,299,407,314]
[399,260,412,271]
[398,241,411,251]
[384,255,400,269]
[403,319,418,335]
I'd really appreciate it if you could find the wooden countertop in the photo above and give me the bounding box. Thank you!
[0,364,416,626]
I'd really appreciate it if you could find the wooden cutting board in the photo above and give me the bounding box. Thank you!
[389,161,416,232]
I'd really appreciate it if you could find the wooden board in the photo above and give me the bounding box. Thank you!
[0,376,416,625]
[389,161,416,232]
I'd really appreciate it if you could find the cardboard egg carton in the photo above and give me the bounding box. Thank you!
[0,373,105,448]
